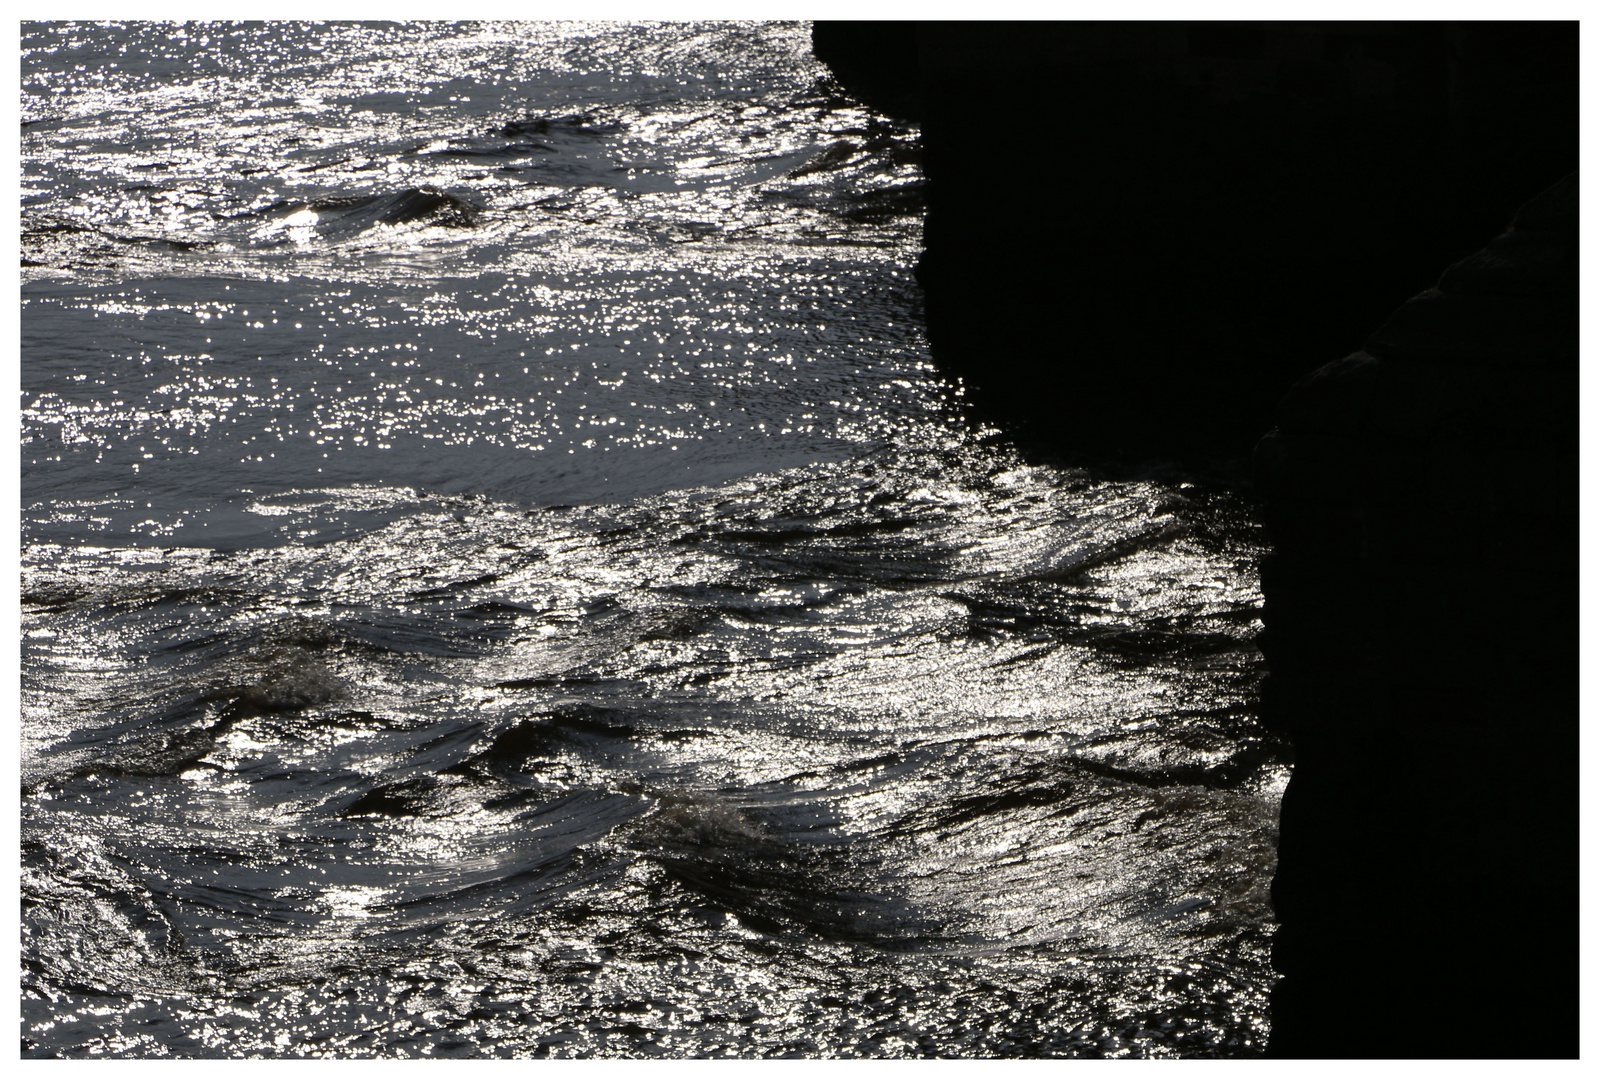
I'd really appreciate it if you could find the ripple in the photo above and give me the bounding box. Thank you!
[22,21,1279,1059]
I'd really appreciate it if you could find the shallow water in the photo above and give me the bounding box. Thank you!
[22,21,1283,1058]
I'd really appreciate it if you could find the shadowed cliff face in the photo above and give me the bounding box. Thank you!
[813,21,1577,463]
[1255,172,1577,1059]
[813,21,1578,1059]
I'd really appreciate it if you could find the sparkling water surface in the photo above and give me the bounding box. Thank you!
[22,21,1283,1057]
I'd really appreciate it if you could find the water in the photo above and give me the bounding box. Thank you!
[21,21,1284,1058]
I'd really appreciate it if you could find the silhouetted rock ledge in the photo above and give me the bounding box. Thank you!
[813,22,1578,1058]
[813,22,1577,464]
[1254,172,1577,1058]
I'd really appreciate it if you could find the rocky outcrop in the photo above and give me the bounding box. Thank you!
[1254,173,1577,1057]
[813,22,1577,462]
[812,23,1579,1058]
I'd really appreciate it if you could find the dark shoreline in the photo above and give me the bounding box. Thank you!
[813,20,1579,1058]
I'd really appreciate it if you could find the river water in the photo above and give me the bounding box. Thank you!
[21,21,1284,1058]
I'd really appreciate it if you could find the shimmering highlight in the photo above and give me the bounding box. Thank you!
[23,21,1281,1058]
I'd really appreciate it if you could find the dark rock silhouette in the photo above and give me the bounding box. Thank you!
[1255,172,1577,1058]
[813,21,1579,1057]
[813,22,1577,463]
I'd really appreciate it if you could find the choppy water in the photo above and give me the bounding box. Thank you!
[21,21,1284,1058]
